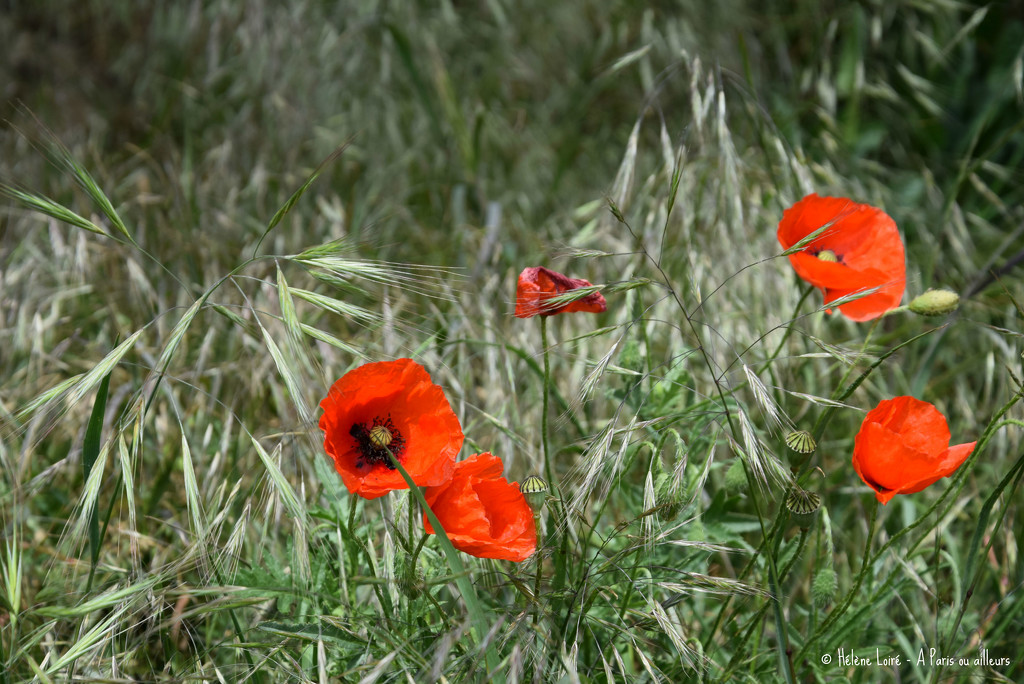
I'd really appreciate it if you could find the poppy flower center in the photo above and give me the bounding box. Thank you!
[815,249,839,263]
[350,415,406,470]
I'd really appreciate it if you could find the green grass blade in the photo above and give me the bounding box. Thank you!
[58,154,132,241]
[70,441,110,575]
[180,432,206,541]
[297,323,366,359]
[251,436,305,524]
[117,435,139,572]
[83,372,111,590]
[253,138,353,257]
[17,330,142,422]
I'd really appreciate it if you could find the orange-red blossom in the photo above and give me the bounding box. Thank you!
[777,194,906,322]
[424,452,537,561]
[319,359,462,500]
[852,396,975,505]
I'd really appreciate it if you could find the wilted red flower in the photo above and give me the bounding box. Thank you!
[319,359,462,499]
[423,452,537,561]
[777,194,905,322]
[514,266,607,318]
[852,396,975,505]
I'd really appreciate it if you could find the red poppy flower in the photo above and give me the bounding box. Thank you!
[423,452,537,561]
[852,396,975,505]
[514,266,607,318]
[777,194,905,322]
[319,359,462,499]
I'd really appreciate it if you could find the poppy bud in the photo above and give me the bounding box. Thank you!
[520,475,549,513]
[908,289,959,316]
[812,567,838,608]
[724,460,747,493]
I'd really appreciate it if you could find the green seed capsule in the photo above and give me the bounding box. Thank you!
[816,249,839,263]
[785,486,821,528]
[785,430,817,454]
[369,425,393,449]
[520,475,549,513]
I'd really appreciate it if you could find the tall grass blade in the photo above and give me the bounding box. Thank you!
[181,432,207,541]
[251,436,305,525]
[83,372,111,589]
[253,138,353,257]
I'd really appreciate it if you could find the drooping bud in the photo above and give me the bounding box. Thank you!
[812,567,838,608]
[724,460,747,493]
[520,475,549,513]
[908,289,959,316]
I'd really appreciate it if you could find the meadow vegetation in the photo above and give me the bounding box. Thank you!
[1,1,1023,681]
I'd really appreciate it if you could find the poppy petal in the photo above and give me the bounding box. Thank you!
[851,396,974,505]
[515,266,607,318]
[787,253,886,290]
[896,442,976,495]
[424,452,537,561]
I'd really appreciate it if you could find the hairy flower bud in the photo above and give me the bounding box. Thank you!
[813,567,838,608]
[724,460,747,493]
[909,289,959,316]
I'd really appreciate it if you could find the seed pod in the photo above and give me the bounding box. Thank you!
[785,486,821,529]
[520,475,549,513]
[785,430,817,454]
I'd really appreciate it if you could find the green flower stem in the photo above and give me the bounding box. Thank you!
[538,316,572,635]
[794,499,878,664]
[800,326,943,483]
[705,286,815,659]
[716,527,808,683]
[835,319,880,396]
[742,460,795,684]
[761,285,814,372]
[532,512,544,626]
[540,316,553,490]
[942,420,1024,650]
[407,491,415,552]
[834,406,1024,662]
[840,399,1022,674]
[386,450,503,683]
